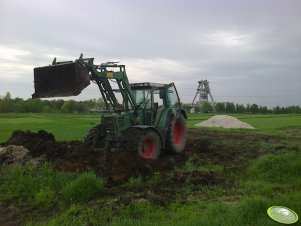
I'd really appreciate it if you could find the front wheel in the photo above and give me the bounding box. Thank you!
[126,128,161,160]
[166,116,187,153]
[84,124,103,147]
[137,131,161,159]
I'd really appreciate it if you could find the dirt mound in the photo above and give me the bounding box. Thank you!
[195,115,255,129]
[4,130,68,159]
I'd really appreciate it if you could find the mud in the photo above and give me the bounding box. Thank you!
[1,129,291,185]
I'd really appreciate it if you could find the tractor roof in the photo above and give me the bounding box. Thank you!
[130,82,167,88]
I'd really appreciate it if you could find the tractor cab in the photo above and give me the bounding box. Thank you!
[130,82,182,125]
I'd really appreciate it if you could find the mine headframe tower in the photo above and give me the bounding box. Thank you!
[192,80,215,108]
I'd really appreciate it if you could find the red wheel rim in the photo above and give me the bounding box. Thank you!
[174,121,184,145]
[141,139,156,158]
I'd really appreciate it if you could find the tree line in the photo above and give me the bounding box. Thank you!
[183,101,301,114]
[0,92,105,113]
[1,92,300,114]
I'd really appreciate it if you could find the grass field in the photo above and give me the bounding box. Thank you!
[0,113,301,225]
[0,113,100,143]
[1,113,301,142]
[187,113,301,129]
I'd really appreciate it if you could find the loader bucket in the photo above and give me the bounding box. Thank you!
[32,62,90,98]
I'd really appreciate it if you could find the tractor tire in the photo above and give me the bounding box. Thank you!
[137,130,161,159]
[166,115,187,153]
[84,125,101,147]
[127,128,161,160]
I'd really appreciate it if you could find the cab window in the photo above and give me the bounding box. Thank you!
[168,85,179,107]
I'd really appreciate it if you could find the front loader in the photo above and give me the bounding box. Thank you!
[32,54,187,159]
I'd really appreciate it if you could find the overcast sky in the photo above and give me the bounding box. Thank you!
[1,0,300,107]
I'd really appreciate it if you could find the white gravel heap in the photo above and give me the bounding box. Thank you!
[0,145,45,165]
[195,115,255,129]
[0,145,30,164]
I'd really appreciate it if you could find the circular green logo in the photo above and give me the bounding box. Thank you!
[267,206,298,224]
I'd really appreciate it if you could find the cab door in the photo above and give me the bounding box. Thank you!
[166,83,181,108]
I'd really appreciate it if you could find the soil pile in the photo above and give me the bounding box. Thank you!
[4,130,68,159]
[195,115,255,129]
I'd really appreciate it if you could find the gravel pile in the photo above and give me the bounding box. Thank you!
[0,145,30,164]
[195,115,255,129]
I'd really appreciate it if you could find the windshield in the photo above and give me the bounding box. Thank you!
[132,89,151,108]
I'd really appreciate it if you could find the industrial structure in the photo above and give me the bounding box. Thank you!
[191,80,215,110]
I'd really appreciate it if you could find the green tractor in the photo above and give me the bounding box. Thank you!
[32,54,187,159]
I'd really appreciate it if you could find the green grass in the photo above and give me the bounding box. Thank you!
[0,162,73,206]
[183,154,224,174]
[188,113,301,139]
[1,113,301,143]
[1,151,300,226]
[126,176,143,188]
[0,113,101,142]
[28,195,301,226]
[63,171,105,203]
[0,163,105,208]
[188,113,301,130]
[235,114,301,130]
[248,150,301,185]
[186,113,214,127]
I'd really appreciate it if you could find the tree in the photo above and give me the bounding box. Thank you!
[50,99,65,112]
[215,102,225,113]
[26,99,44,112]
[0,92,14,113]
[194,106,201,113]
[259,106,269,114]
[250,104,259,114]
[14,98,24,113]
[61,100,76,113]
[96,98,105,110]
[235,104,245,113]
[201,101,213,113]
[182,104,193,113]
[246,104,250,113]
[3,92,12,100]
[86,99,98,110]
[273,106,281,114]
[225,102,235,113]
[0,99,14,112]
[75,102,88,113]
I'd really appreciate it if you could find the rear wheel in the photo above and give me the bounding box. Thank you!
[166,116,187,153]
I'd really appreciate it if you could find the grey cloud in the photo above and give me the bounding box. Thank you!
[0,0,300,107]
